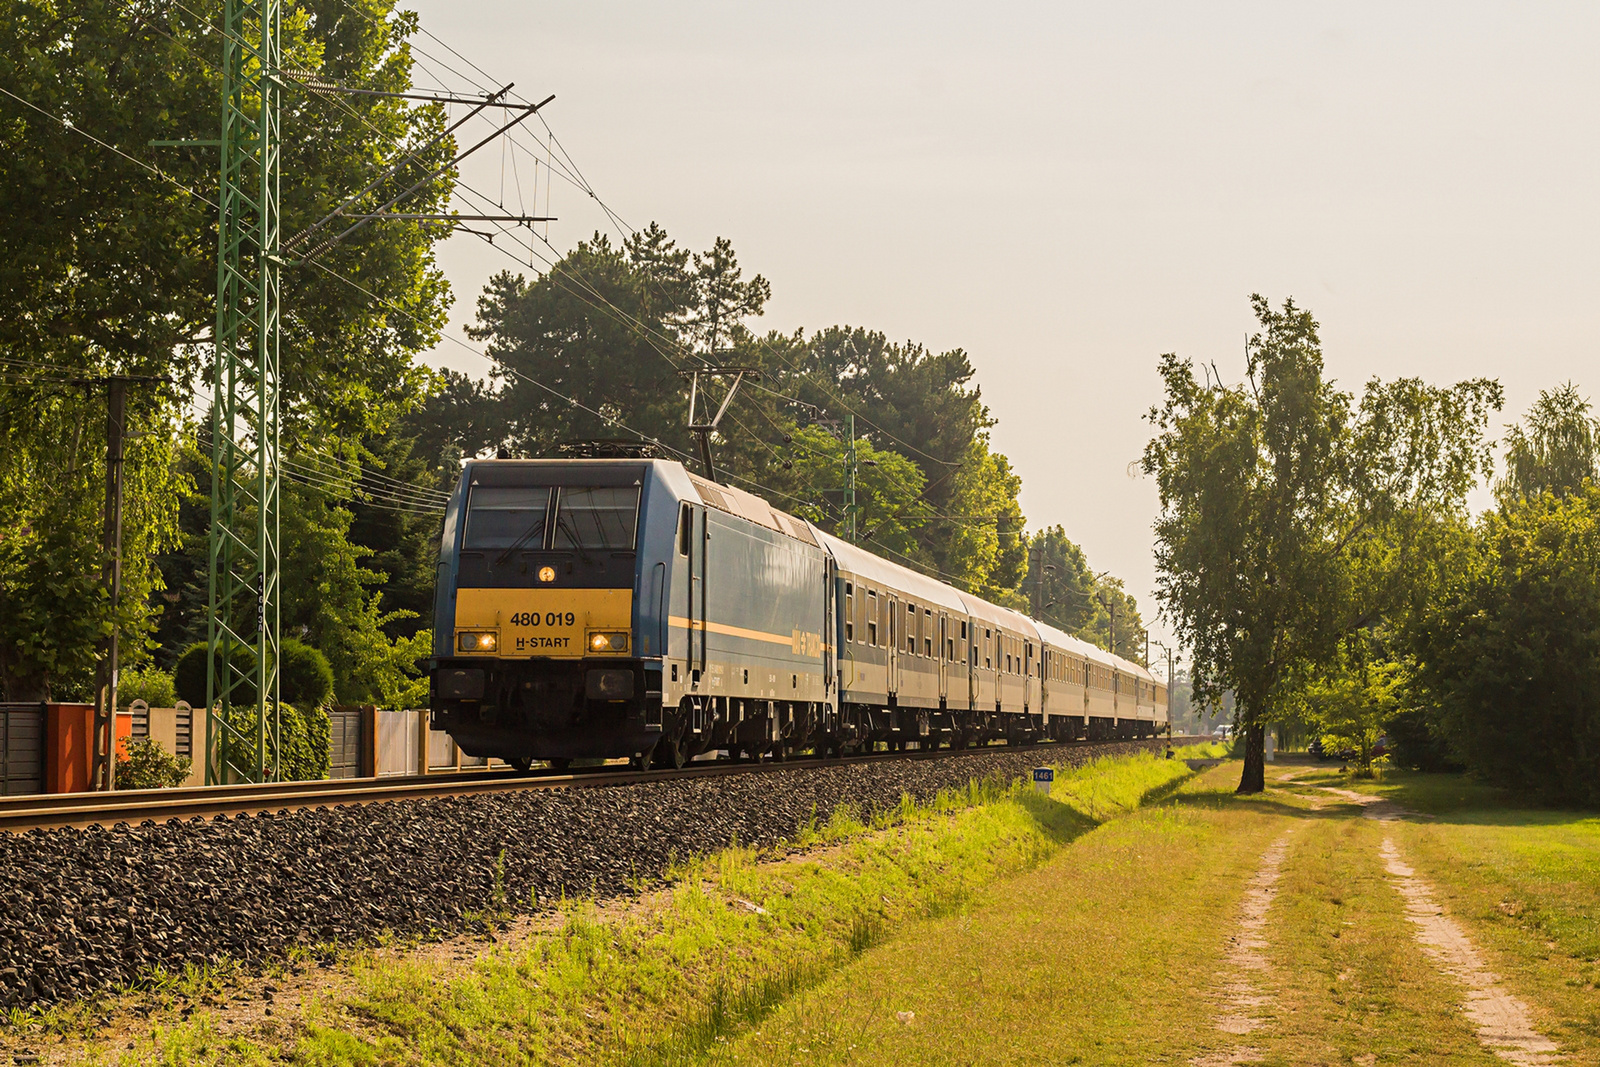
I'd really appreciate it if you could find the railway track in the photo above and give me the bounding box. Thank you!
[0,736,1194,832]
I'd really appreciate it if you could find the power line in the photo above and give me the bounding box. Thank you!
[4,28,960,538]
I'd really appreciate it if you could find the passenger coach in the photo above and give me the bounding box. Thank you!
[428,457,1166,769]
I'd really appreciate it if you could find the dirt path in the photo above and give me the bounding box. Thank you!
[1190,829,1295,1067]
[1321,786,1562,1066]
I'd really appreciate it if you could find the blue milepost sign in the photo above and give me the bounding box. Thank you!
[1033,766,1054,794]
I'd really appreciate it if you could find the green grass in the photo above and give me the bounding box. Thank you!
[1310,766,1600,1064]
[33,746,1211,1065]
[699,762,1283,1065]
[1241,799,1501,1065]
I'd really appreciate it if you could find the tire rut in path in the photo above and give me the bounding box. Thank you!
[1189,829,1295,1067]
[1321,786,1562,1066]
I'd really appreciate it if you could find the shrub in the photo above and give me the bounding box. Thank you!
[216,701,331,781]
[117,737,191,789]
[173,640,257,708]
[120,665,176,708]
[279,702,331,781]
[280,638,335,709]
[174,639,334,710]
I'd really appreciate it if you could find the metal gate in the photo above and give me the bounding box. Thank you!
[0,704,45,796]
[327,707,366,779]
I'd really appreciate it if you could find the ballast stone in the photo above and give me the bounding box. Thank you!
[0,740,1166,1009]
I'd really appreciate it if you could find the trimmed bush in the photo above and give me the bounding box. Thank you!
[119,665,176,708]
[173,641,256,708]
[280,639,334,710]
[174,640,333,710]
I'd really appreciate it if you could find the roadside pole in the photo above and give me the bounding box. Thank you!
[92,378,129,792]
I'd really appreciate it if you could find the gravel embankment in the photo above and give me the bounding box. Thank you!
[1,740,1169,1008]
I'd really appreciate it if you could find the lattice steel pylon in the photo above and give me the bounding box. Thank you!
[206,0,281,783]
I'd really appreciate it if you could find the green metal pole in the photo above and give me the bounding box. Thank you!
[207,0,281,783]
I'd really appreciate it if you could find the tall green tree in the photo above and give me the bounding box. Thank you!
[1026,526,1144,656]
[468,227,785,473]
[1,0,458,696]
[1143,295,1498,792]
[772,326,1026,595]
[1497,382,1600,504]
[1411,487,1600,805]
[463,226,1043,605]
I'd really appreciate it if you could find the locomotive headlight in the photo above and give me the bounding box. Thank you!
[458,631,498,652]
[588,631,628,653]
[537,565,556,583]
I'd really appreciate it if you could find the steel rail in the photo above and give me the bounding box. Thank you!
[0,737,1202,833]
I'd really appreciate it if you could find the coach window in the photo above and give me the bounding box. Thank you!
[924,609,934,656]
[867,590,879,645]
[907,603,917,654]
[844,583,854,642]
[984,629,992,669]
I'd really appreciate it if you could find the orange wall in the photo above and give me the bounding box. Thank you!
[45,704,131,793]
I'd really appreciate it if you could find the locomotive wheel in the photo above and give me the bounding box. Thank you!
[509,756,532,772]
[653,726,690,769]
[547,757,572,771]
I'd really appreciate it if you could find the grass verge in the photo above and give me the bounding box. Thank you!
[17,745,1217,1065]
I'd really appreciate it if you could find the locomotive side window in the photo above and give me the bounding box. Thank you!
[464,486,552,550]
[554,486,641,550]
[844,583,854,642]
[678,503,692,556]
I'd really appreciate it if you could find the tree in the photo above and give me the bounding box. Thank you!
[772,327,1027,596]
[1029,526,1099,632]
[1290,632,1403,777]
[768,425,931,562]
[1143,295,1498,792]
[1497,382,1600,504]
[468,227,783,465]
[0,386,186,699]
[1411,486,1600,805]
[1,0,456,697]
[1024,527,1143,657]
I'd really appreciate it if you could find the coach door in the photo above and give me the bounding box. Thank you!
[1024,641,1034,712]
[886,594,899,698]
[682,503,707,686]
[822,558,836,699]
[938,614,949,703]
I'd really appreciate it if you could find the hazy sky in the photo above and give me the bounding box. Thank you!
[406,0,1600,664]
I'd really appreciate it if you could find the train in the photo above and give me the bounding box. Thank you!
[427,457,1168,771]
